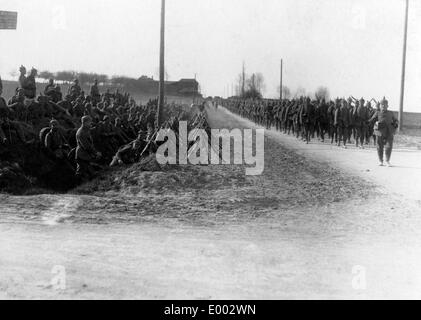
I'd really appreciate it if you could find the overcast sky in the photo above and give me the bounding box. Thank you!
[1,0,420,111]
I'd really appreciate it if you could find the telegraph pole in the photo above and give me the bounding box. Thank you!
[280,59,283,102]
[156,0,165,129]
[193,73,197,104]
[399,0,409,132]
[242,62,245,98]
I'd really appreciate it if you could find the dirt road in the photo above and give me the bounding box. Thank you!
[1,106,421,300]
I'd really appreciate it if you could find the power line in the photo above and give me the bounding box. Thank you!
[156,0,165,129]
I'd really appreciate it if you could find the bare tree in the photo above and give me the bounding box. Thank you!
[9,69,18,79]
[315,86,330,101]
[56,71,76,83]
[78,72,92,86]
[244,73,263,99]
[39,70,55,81]
[255,73,265,95]
[96,74,109,85]
[236,74,243,97]
[155,67,170,81]
[294,86,306,98]
[277,85,291,99]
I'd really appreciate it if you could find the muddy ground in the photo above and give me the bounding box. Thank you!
[1,106,421,299]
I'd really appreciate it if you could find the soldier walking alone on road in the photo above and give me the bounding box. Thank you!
[369,98,399,167]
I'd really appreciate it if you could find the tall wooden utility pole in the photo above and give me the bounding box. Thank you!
[193,73,197,104]
[399,0,409,132]
[156,0,165,129]
[241,62,245,97]
[280,59,283,102]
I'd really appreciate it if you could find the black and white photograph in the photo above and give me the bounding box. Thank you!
[1,0,421,304]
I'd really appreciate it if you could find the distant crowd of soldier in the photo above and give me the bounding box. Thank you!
[222,96,399,166]
[1,66,202,182]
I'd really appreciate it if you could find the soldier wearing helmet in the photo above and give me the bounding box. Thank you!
[75,116,101,180]
[369,97,399,167]
[18,66,37,100]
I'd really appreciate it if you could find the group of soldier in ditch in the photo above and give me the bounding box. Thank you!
[0,66,206,183]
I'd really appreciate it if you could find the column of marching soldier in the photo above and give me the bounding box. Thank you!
[0,66,207,182]
[221,95,399,166]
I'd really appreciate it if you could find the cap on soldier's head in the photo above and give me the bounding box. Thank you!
[381,96,388,106]
[82,115,92,124]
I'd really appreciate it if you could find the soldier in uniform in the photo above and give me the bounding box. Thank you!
[45,119,69,159]
[44,79,62,103]
[300,97,315,144]
[72,97,85,118]
[370,101,381,146]
[19,66,38,101]
[0,87,28,144]
[69,79,82,101]
[265,101,274,129]
[109,128,149,167]
[0,81,7,144]
[75,116,101,180]
[354,98,370,148]
[274,101,284,131]
[294,99,303,139]
[103,89,112,105]
[334,99,350,148]
[8,88,26,122]
[90,79,101,106]
[328,100,337,144]
[53,85,63,103]
[44,78,55,96]
[57,94,73,115]
[316,99,329,143]
[283,100,294,134]
[369,98,398,167]
[348,99,357,143]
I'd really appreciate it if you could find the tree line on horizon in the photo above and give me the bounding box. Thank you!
[9,69,149,88]
[234,68,330,101]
